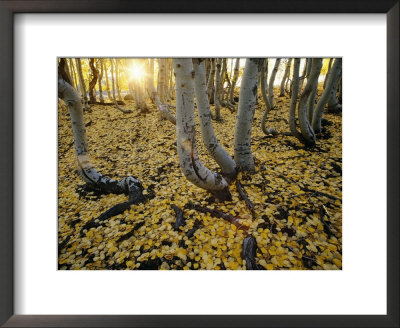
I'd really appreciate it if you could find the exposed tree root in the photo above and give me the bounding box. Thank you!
[235,180,255,214]
[185,219,202,238]
[242,235,259,270]
[171,204,185,231]
[79,177,145,235]
[185,202,249,231]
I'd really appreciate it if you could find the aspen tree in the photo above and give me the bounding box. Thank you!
[267,58,281,109]
[173,58,231,200]
[297,58,322,147]
[280,58,292,97]
[312,58,342,133]
[229,58,240,105]
[234,58,264,172]
[75,58,90,110]
[110,59,131,114]
[192,58,237,180]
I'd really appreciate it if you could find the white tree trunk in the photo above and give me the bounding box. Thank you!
[115,59,123,101]
[289,58,306,143]
[214,58,222,120]
[192,59,237,180]
[111,59,131,114]
[173,58,231,200]
[158,58,167,103]
[104,60,112,100]
[312,58,342,133]
[75,58,90,110]
[260,60,278,135]
[324,58,333,88]
[280,58,292,97]
[98,59,104,104]
[207,59,216,104]
[68,58,78,90]
[58,78,142,200]
[298,58,308,92]
[234,58,264,172]
[297,58,322,147]
[229,58,240,105]
[267,58,281,109]
[306,58,321,122]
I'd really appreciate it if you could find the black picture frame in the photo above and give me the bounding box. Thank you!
[0,1,398,327]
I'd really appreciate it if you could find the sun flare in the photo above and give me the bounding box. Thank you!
[129,65,145,80]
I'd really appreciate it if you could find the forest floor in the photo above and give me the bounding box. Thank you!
[58,87,342,270]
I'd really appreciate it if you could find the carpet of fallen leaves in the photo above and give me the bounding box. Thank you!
[58,86,342,270]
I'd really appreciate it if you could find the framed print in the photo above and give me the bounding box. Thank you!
[1,1,398,327]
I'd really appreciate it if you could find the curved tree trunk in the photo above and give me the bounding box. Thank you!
[268,58,281,109]
[326,62,342,113]
[338,74,342,104]
[88,58,98,103]
[98,59,104,104]
[323,58,333,89]
[297,58,322,147]
[234,58,264,172]
[260,60,278,136]
[173,58,231,200]
[58,78,143,204]
[289,58,306,144]
[110,59,131,114]
[312,58,342,133]
[298,58,308,92]
[306,58,320,122]
[229,58,240,105]
[192,58,237,181]
[75,58,90,110]
[214,58,222,121]
[145,60,176,125]
[280,58,292,97]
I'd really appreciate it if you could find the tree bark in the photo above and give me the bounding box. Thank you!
[234,58,264,172]
[68,58,78,91]
[267,58,281,109]
[88,58,98,103]
[298,58,308,92]
[115,59,123,101]
[98,59,104,104]
[214,58,222,120]
[111,59,131,114]
[229,58,240,105]
[192,58,237,180]
[297,58,322,147]
[207,59,216,104]
[260,60,278,135]
[280,58,292,97]
[173,58,231,200]
[58,78,143,201]
[158,58,167,103]
[306,58,320,122]
[75,58,90,110]
[289,58,306,144]
[323,58,333,89]
[326,60,342,113]
[312,58,342,133]
[104,60,112,100]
